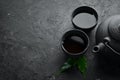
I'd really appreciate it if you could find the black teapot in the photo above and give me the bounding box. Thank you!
[93,15,120,64]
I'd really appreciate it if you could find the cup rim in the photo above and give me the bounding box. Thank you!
[61,29,89,56]
[71,6,98,30]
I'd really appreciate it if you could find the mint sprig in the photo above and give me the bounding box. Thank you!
[55,55,87,78]
[77,55,87,77]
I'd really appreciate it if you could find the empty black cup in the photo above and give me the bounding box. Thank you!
[72,6,98,30]
[61,29,89,56]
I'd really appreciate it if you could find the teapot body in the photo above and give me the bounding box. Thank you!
[94,15,120,65]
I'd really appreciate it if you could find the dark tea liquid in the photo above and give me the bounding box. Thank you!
[63,35,85,53]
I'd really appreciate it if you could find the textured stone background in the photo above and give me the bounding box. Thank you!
[0,0,120,80]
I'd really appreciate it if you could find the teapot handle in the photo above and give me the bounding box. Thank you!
[93,37,120,55]
[104,37,120,55]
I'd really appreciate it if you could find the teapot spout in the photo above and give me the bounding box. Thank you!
[92,42,105,53]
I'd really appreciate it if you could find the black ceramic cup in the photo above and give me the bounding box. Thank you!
[72,6,98,30]
[61,29,89,56]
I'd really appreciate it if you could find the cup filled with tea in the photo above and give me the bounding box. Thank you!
[61,29,89,56]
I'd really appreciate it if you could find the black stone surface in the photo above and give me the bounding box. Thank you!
[0,0,120,80]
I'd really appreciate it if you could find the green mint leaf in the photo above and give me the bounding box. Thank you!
[54,58,75,77]
[60,62,72,72]
[60,58,74,73]
[77,55,87,76]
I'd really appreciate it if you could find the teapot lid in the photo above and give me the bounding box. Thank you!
[108,15,120,41]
